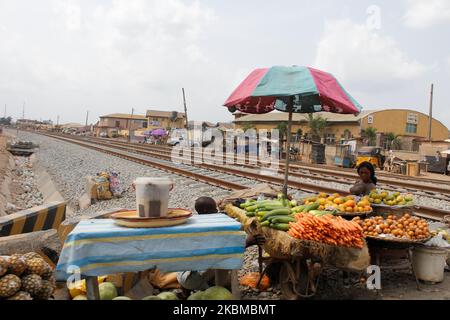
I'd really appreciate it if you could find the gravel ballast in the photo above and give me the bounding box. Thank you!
[15,131,231,217]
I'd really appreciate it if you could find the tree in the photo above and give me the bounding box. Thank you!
[295,128,303,142]
[343,129,352,139]
[305,113,327,142]
[361,127,377,146]
[0,117,12,125]
[276,122,288,139]
[385,132,402,150]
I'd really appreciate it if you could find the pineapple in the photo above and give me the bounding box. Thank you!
[22,252,43,262]
[0,257,9,277]
[25,258,49,276]
[7,291,33,300]
[35,280,56,300]
[41,263,54,279]
[8,254,27,276]
[21,274,43,296]
[0,274,22,298]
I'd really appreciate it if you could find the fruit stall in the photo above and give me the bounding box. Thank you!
[224,190,448,299]
[224,193,372,299]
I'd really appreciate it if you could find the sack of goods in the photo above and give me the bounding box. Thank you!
[95,172,113,200]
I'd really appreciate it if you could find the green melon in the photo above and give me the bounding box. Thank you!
[99,282,118,300]
[142,295,162,300]
[187,291,204,300]
[113,296,132,300]
[202,286,233,300]
[157,292,179,300]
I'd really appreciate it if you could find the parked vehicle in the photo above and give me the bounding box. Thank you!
[356,147,385,169]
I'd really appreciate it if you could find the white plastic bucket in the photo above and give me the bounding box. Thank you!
[412,246,447,283]
[134,177,173,218]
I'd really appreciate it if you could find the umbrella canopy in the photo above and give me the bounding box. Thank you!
[151,129,168,137]
[224,66,361,114]
[224,66,362,196]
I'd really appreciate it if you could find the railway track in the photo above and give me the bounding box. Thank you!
[116,141,450,187]
[48,132,450,199]
[31,131,450,221]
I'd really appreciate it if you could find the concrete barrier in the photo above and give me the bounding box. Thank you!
[32,154,74,216]
[0,201,67,237]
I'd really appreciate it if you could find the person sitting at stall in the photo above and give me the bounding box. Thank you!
[349,161,377,196]
[177,197,265,296]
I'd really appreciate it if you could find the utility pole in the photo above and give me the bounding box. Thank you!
[428,83,434,142]
[3,104,6,118]
[182,88,190,146]
[22,102,25,120]
[85,110,89,133]
[57,115,60,126]
[128,108,134,143]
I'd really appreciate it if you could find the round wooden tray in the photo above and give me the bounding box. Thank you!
[371,203,415,210]
[365,234,431,245]
[111,209,192,228]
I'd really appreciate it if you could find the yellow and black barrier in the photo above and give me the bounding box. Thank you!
[0,201,66,237]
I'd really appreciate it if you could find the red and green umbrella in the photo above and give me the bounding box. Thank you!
[224,66,363,196]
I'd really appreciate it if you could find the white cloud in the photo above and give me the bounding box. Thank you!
[404,0,450,28]
[313,19,427,91]
[53,0,82,31]
[0,0,226,123]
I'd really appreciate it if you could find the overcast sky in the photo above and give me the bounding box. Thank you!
[1,0,449,128]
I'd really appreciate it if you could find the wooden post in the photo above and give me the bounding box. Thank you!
[215,269,228,287]
[230,270,241,300]
[215,270,240,300]
[282,97,294,197]
[86,276,100,300]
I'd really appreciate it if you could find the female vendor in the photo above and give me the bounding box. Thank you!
[349,162,378,196]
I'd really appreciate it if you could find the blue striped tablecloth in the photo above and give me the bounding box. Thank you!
[56,214,246,279]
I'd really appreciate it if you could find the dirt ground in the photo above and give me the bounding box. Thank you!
[312,267,450,300]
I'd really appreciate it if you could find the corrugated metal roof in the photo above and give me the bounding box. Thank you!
[146,110,186,118]
[100,113,147,120]
[234,110,374,123]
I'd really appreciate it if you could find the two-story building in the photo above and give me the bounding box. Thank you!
[95,113,148,137]
[233,109,449,151]
[146,110,186,131]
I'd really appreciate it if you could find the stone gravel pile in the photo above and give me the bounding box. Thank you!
[7,156,44,213]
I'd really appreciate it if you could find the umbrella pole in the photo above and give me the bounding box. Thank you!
[282,97,294,197]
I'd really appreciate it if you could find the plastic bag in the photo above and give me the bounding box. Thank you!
[424,234,450,248]
[109,171,123,197]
